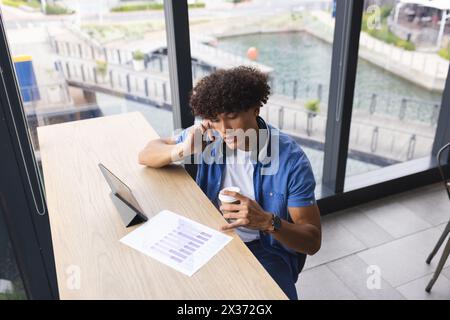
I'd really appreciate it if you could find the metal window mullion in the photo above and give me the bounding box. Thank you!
[164,0,194,130]
[0,11,58,299]
[164,0,196,178]
[432,63,450,163]
[322,0,364,194]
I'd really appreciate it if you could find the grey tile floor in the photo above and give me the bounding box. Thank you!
[295,183,450,300]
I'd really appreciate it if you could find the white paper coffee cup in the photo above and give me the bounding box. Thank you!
[219,186,241,203]
[219,186,240,223]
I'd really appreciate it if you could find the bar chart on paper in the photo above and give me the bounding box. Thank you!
[120,210,233,276]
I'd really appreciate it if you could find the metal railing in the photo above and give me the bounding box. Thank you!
[352,91,440,125]
[263,100,433,162]
[20,82,72,108]
[57,59,170,106]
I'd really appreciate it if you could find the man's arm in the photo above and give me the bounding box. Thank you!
[269,205,321,255]
[138,137,182,168]
[138,120,214,168]
[219,191,322,256]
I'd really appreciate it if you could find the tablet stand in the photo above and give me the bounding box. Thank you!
[110,192,147,227]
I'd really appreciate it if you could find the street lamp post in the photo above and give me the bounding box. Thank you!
[41,0,47,14]
[437,10,449,49]
[76,0,81,26]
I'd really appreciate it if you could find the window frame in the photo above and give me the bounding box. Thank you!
[0,12,58,299]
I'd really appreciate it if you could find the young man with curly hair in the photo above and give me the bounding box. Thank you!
[138,66,321,300]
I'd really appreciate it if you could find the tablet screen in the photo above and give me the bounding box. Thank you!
[98,163,145,215]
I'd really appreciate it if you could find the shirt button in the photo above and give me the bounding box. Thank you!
[269,192,273,196]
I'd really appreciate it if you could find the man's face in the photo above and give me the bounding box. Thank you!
[207,107,259,149]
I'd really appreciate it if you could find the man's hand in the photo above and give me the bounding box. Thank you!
[219,190,273,231]
[172,120,215,161]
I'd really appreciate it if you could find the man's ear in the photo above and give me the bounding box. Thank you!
[255,107,260,116]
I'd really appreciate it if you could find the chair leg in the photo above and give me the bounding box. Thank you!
[426,234,450,293]
[426,221,450,264]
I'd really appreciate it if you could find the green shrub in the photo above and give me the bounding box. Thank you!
[439,45,450,60]
[45,4,74,15]
[111,2,204,12]
[189,2,205,9]
[380,5,393,20]
[132,50,145,60]
[95,60,108,77]
[0,278,26,300]
[111,3,163,12]
[2,0,40,8]
[305,99,320,114]
[396,39,415,51]
[0,290,26,300]
[2,0,22,8]
[362,7,415,51]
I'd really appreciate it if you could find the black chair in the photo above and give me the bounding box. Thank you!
[425,142,450,292]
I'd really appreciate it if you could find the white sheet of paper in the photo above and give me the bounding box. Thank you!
[119,210,233,276]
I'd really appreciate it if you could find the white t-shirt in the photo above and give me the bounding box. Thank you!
[221,147,260,242]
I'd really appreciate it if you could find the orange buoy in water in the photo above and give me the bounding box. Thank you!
[247,47,258,60]
[209,39,219,47]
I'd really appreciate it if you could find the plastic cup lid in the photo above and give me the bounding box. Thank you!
[218,186,240,203]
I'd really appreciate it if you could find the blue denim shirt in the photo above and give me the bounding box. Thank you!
[175,116,316,282]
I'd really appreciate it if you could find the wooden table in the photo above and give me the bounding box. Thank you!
[37,112,287,300]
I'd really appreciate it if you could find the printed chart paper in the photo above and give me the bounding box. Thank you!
[120,210,233,276]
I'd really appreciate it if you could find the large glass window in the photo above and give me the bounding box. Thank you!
[345,0,449,182]
[188,0,341,191]
[1,0,174,170]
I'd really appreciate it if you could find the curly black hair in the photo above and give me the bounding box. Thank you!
[189,66,270,119]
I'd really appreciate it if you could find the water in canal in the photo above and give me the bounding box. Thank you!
[217,32,443,124]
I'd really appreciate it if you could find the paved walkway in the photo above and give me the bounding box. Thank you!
[297,183,450,300]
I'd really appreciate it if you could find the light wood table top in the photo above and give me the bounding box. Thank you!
[37,112,287,300]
